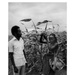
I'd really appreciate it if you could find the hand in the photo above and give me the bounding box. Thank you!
[14,66,18,73]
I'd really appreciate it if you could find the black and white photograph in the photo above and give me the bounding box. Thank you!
[8,2,67,75]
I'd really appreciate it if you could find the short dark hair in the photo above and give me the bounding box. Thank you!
[11,25,20,36]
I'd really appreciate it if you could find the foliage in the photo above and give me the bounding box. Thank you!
[8,31,67,75]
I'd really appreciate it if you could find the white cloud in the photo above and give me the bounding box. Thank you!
[8,2,67,35]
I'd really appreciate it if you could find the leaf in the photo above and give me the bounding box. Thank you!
[42,20,52,23]
[25,27,29,33]
[42,20,48,23]
[36,27,40,29]
[20,19,31,22]
[37,22,42,26]
[45,23,48,31]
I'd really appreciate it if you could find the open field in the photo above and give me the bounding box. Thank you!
[8,31,67,75]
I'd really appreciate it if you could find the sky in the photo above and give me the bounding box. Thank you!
[8,2,67,35]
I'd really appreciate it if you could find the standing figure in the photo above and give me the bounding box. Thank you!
[42,33,58,75]
[8,26,27,75]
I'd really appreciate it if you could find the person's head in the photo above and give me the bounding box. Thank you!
[11,25,22,39]
[49,33,57,44]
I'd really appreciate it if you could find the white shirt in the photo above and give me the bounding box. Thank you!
[8,37,27,67]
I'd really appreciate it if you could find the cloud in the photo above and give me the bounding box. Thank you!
[8,2,67,35]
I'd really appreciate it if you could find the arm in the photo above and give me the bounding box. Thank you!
[51,43,58,49]
[23,50,26,59]
[47,42,58,54]
[9,52,16,68]
[40,36,47,44]
[9,52,18,73]
[8,41,18,73]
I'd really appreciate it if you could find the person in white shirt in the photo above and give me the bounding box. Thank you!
[9,26,27,75]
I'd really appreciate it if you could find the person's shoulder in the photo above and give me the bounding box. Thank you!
[9,37,16,44]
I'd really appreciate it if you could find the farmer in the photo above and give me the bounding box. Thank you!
[8,25,27,75]
[48,33,58,59]
[42,33,59,75]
